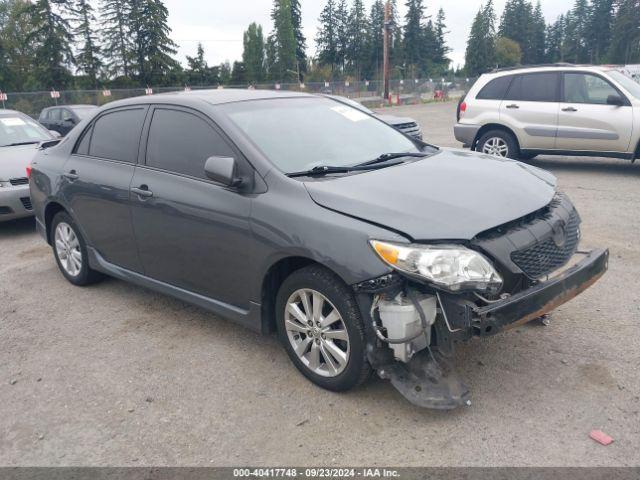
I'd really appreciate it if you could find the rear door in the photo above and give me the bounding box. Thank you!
[556,72,633,153]
[129,106,254,309]
[500,72,561,149]
[60,106,147,272]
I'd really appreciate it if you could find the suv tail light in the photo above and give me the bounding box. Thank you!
[456,96,467,122]
[26,165,32,179]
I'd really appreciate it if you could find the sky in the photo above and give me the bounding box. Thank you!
[164,0,573,71]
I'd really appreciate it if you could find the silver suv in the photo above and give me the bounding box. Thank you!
[454,65,640,161]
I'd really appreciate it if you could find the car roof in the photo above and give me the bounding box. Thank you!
[485,64,612,79]
[0,109,28,116]
[102,88,315,110]
[42,104,97,110]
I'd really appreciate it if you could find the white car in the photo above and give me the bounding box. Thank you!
[454,65,640,161]
[0,110,57,222]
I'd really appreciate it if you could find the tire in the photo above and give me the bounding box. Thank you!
[275,265,371,392]
[476,129,519,159]
[51,211,103,286]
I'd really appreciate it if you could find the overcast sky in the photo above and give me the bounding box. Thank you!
[164,0,573,71]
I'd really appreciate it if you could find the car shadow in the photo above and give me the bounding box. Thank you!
[529,156,640,177]
[0,217,36,238]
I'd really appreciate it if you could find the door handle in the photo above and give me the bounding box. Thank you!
[562,107,578,112]
[131,185,153,198]
[63,170,79,181]
[506,104,519,109]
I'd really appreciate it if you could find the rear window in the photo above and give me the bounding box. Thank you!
[505,73,559,102]
[476,76,513,100]
[89,108,145,163]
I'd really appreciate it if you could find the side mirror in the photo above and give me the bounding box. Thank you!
[204,156,242,187]
[48,130,61,138]
[606,94,624,106]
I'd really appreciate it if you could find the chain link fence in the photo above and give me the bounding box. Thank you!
[0,78,476,118]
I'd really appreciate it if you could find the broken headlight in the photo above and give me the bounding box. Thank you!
[370,240,503,293]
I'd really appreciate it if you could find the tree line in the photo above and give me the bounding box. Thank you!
[465,0,640,76]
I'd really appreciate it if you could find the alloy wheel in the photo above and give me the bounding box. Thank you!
[284,288,350,378]
[54,222,82,277]
[482,137,509,157]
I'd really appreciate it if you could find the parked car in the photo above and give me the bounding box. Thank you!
[30,90,608,409]
[455,65,640,161]
[327,95,423,140]
[39,105,99,137]
[0,109,57,222]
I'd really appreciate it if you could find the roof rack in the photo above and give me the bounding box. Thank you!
[491,63,577,73]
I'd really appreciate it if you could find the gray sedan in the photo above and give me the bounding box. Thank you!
[0,110,55,222]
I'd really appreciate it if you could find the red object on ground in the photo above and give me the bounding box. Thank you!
[589,430,614,445]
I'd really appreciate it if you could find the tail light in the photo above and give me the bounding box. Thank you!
[26,165,32,179]
[459,101,467,117]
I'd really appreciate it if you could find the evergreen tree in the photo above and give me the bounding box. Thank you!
[290,0,307,77]
[499,0,535,63]
[71,0,102,86]
[465,0,496,76]
[608,0,640,63]
[100,0,132,79]
[364,0,385,81]
[335,0,349,72]
[588,0,614,62]
[530,2,546,63]
[219,61,232,84]
[316,0,339,75]
[186,43,219,86]
[403,0,425,77]
[269,0,298,81]
[243,23,266,83]
[230,60,247,84]
[346,0,368,77]
[129,0,179,85]
[0,0,36,90]
[564,0,591,63]
[546,15,566,63]
[433,8,450,68]
[26,0,74,89]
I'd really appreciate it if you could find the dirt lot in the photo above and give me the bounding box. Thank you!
[1,101,639,467]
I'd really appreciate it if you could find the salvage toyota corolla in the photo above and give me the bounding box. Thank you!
[29,90,608,409]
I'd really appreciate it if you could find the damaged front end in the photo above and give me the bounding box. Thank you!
[354,195,609,410]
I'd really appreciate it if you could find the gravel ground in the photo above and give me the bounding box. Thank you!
[1,101,638,467]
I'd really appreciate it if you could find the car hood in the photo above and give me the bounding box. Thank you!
[304,148,557,241]
[0,144,40,180]
[374,114,417,126]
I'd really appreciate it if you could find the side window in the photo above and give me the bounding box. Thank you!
[505,73,559,102]
[476,76,513,100]
[564,73,619,105]
[61,109,74,121]
[145,108,234,179]
[89,108,146,163]
[49,109,61,121]
[74,125,93,155]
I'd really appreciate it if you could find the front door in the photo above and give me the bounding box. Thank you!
[556,72,633,153]
[130,106,254,309]
[499,72,561,150]
[61,106,147,272]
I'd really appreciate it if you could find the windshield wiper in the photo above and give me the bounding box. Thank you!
[356,151,432,167]
[287,160,404,178]
[1,141,40,147]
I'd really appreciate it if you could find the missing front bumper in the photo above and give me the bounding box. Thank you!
[473,248,609,335]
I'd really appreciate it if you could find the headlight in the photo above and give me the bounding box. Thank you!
[370,240,503,293]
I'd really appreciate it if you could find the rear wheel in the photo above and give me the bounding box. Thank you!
[476,129,519,159]
[275,265,371,391]
[51,212,103,286]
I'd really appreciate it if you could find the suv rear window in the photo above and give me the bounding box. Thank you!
[476,76,513,100]
[505,73,559,102]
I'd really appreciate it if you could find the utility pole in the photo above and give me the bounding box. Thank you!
[382,1,392,101]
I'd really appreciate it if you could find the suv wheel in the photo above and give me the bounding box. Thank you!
[275,265,371,391]
[51,212,103,286]
[476,129,519,159]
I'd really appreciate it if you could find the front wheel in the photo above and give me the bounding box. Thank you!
[476,129,519,159]
[275,265,371,391]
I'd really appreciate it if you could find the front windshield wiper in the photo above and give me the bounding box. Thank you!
[287,160,404,178]
[1,141,41,147]
[356,151,432,167]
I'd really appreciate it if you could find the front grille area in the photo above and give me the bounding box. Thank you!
[10,177,29,186]
[20,197,33,210]
[511,208,580,278]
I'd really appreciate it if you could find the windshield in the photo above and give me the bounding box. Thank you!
[608,71,640,100]
[221,97,420,173]
[0,114,51,147]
